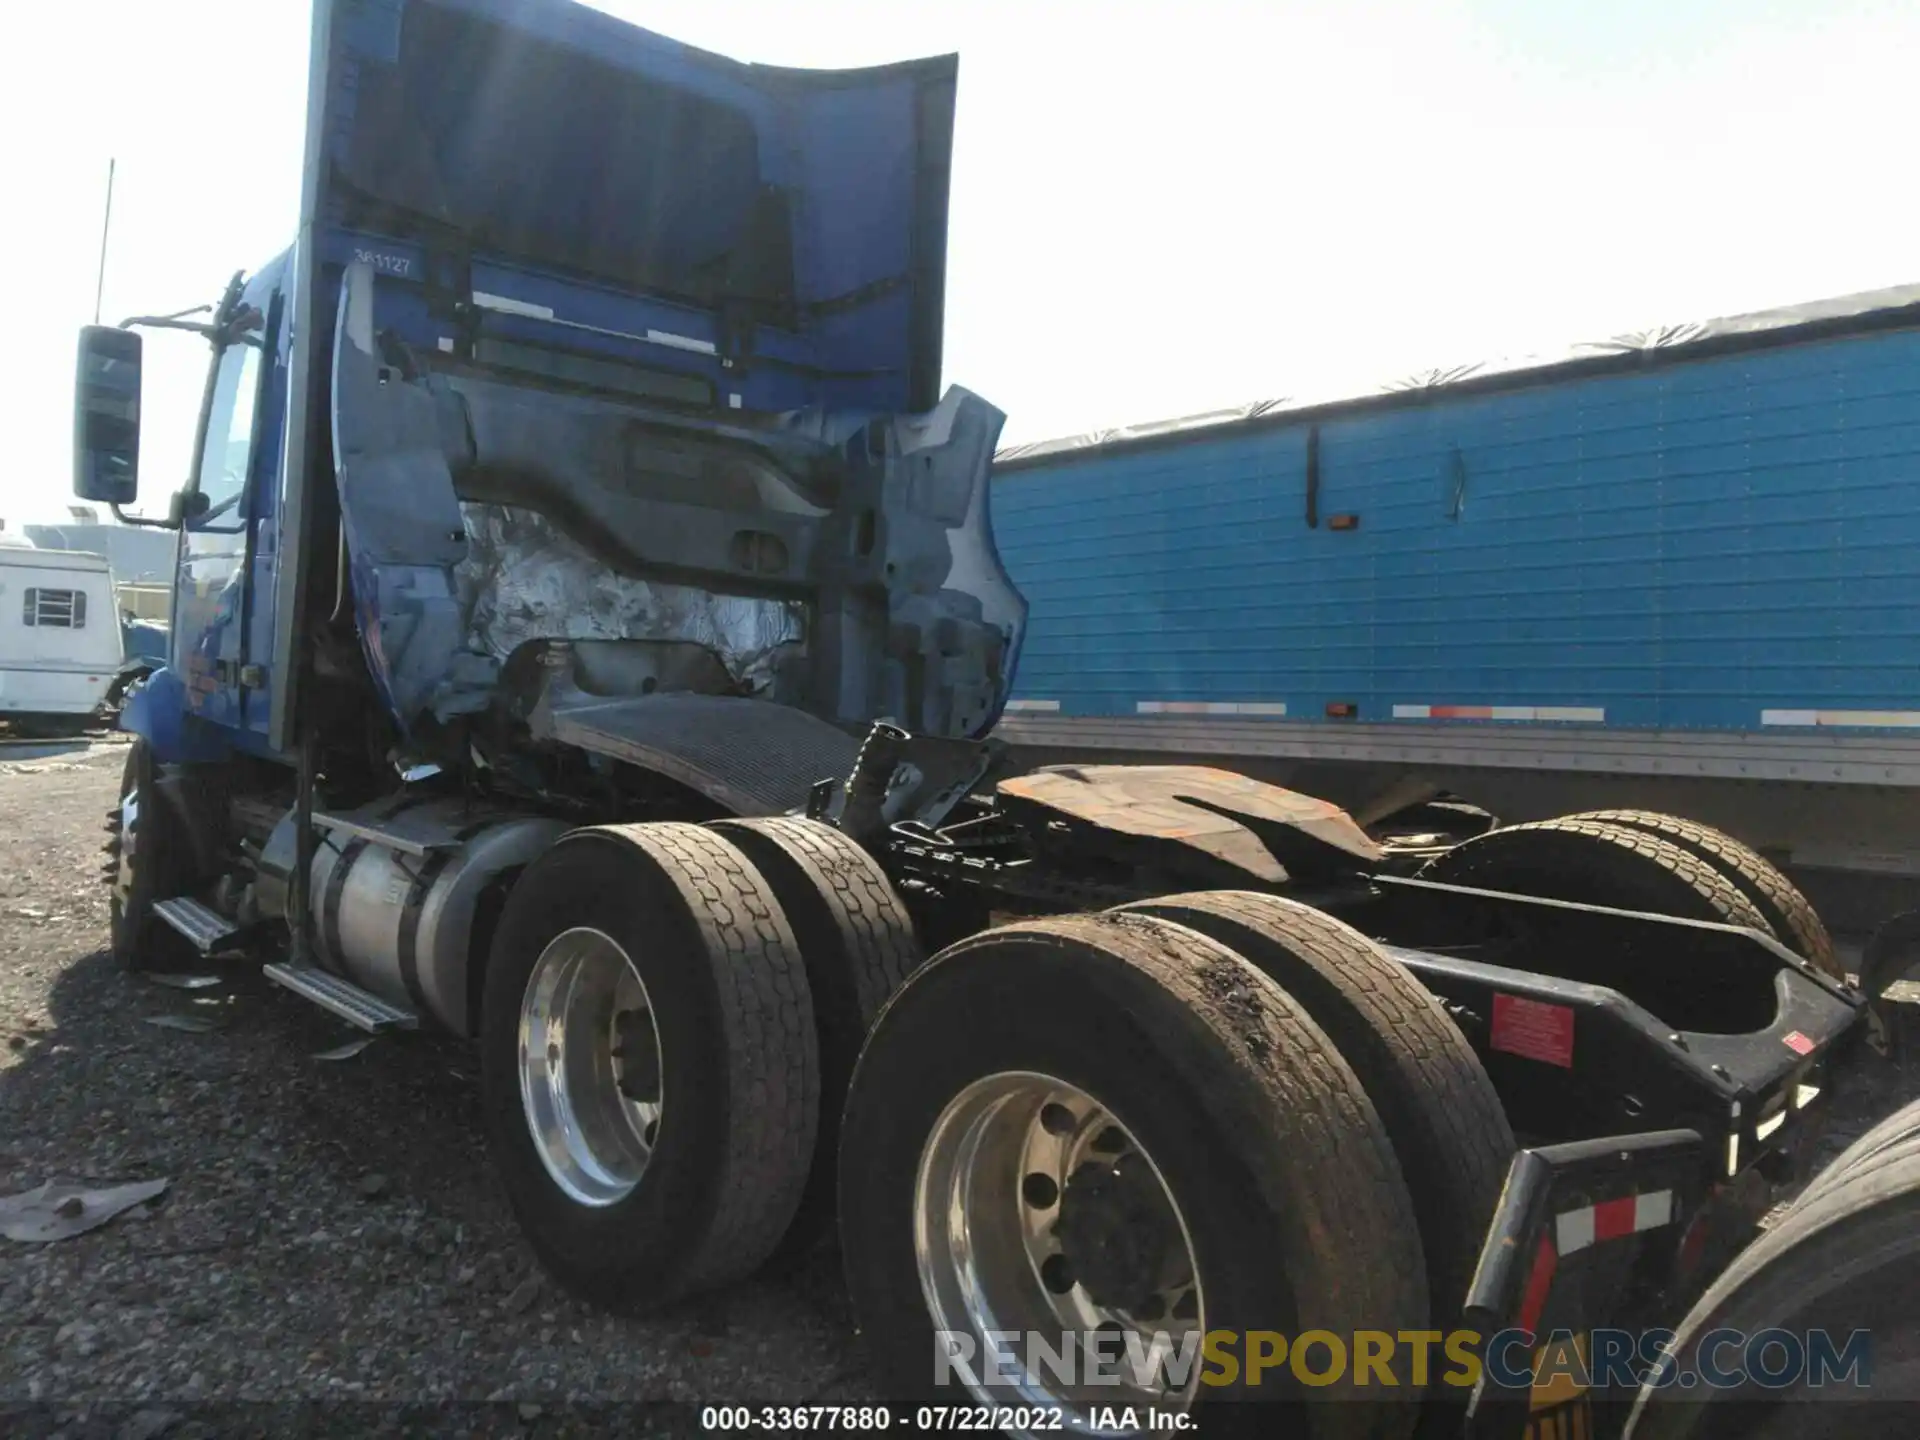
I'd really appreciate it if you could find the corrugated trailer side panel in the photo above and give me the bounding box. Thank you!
[992,324,1920,736]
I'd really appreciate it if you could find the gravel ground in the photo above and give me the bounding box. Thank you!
[0,739,876,1438]
[1,739,1916,1439]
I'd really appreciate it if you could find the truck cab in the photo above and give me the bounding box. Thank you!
[66,7,1873,1437]
[76,0,1026,794]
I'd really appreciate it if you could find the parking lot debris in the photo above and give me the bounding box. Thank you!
[0,1177,169,1242]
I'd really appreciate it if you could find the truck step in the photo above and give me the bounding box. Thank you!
[262,963,417,1033]
[152,897,242,955]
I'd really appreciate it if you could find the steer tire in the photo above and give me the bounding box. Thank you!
[105,739,197,973]
[1118,890,1514,1325]
[1418,818,1775,937]
[839,911,1429,1439]
[1561,810,1839,979]
[479,822,820,1312]
[708,816,923,1260]
[1625,1143,1920,1440]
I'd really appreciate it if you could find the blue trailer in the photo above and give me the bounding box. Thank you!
[990,285,1920,931]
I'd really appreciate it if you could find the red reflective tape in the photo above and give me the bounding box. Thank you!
[1516,1232,1558,1337]
[1592,1195,1638,1243]
[1783,1031,1815,1056]
[1678,1213,1711,1275]
[1491,994,1577,1068]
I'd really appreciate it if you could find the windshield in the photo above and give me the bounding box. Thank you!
[194,335,264,521]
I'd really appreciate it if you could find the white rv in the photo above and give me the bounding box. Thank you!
[0,539,125,727]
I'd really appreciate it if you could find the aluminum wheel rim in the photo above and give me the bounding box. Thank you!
[518,926,662,1207]
[112,788,139,913]
[914,1071,1206,1426]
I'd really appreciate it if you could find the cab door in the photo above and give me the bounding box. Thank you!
[173,263,286,742]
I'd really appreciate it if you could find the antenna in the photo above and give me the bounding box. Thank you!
[93,158,116,326]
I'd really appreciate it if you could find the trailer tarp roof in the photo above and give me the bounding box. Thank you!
[994,282,1920,472]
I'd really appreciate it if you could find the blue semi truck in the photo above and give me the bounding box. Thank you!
[69,3,1889,1435]
[991,287,1920,935]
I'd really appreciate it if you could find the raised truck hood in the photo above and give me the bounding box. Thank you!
[303,0,1027,804]
[323,0,957,413]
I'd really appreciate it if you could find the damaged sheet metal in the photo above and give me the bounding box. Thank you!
[453,503,803,696]
[332,256,1027,750]
[0,1178,169,1243]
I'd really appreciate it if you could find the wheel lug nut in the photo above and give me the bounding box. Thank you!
[1040,1253,1074,1295]
[1021,1173,1059,1209]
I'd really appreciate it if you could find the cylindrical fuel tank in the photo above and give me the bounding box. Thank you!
[255,797,568,1035]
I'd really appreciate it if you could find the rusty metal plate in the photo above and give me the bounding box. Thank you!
[997,764,1382,882]
[539,692,860,817]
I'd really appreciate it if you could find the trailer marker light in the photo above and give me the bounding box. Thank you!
[1782,1031,1814,1056]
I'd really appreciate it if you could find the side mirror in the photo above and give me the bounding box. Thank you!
[73,325,143,507]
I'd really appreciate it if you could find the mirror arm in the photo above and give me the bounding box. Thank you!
[110,502,178,531]
[118,313,221,340]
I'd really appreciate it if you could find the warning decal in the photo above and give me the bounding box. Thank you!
[1490,993,1577,1068]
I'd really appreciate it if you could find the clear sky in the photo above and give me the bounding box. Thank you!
[3,0,1916,525]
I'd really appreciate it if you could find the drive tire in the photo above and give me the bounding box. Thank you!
[838,911,1430,1440]
[1374,799,1498,842]
[1117,890,1514,1325]
[1418,819,1775,936]
[1794,1095,1920,1211]
[708,816,923,1260]
[479,822,820,1312]
[1561,810,1839,979]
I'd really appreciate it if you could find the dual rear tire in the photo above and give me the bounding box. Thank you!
[838,911,1439,1438]
[478,816,923,1310]
[479,803,1829,1436]
[1417,813,1841,980]
[479,817,1506,1438]
[837,898,1522,1438]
